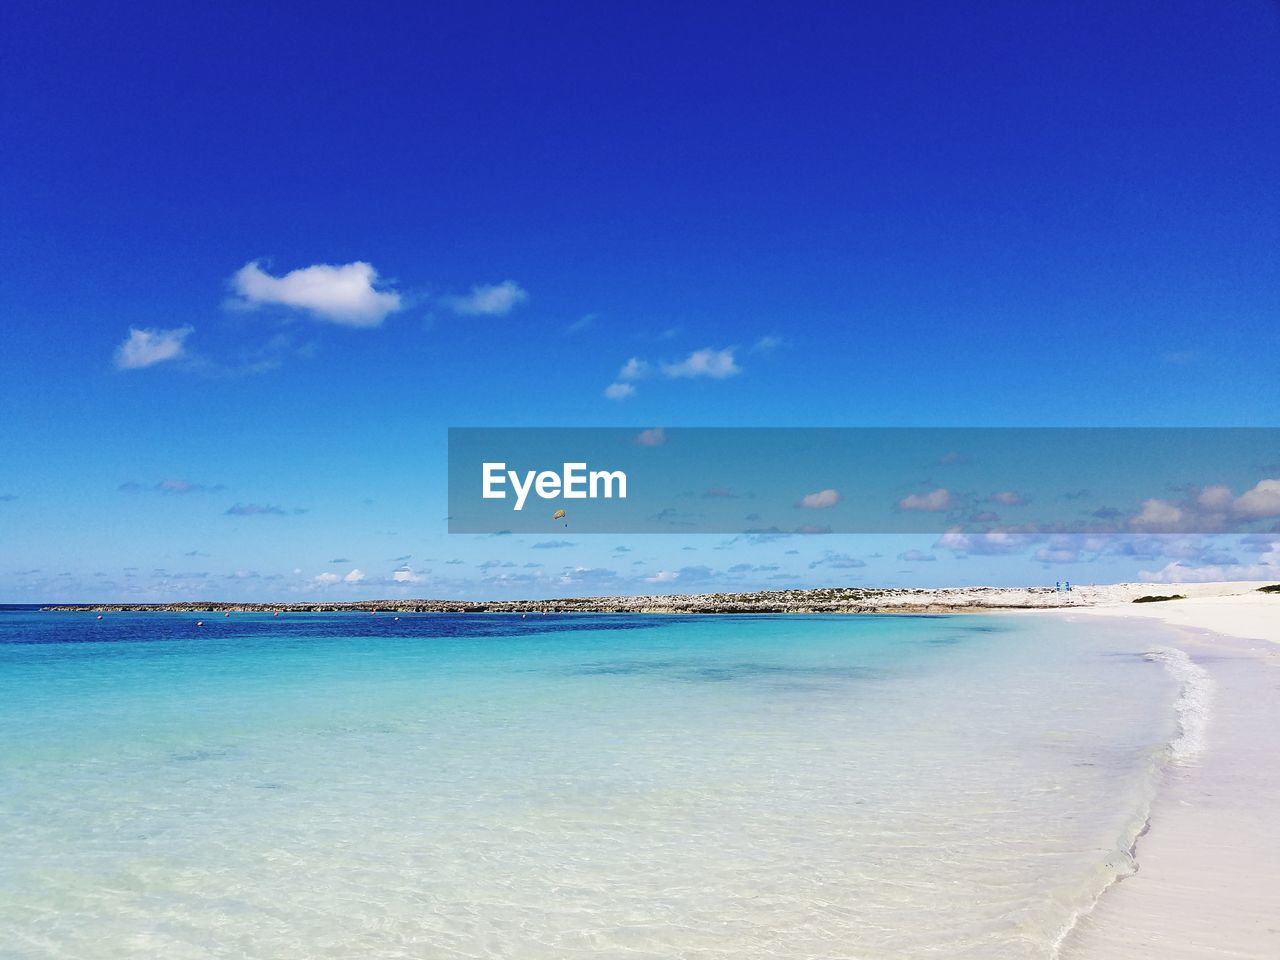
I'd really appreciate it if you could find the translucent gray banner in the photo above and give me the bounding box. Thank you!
[448,428,1280,535]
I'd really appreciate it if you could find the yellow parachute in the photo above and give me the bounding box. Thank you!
[552,509,567,520]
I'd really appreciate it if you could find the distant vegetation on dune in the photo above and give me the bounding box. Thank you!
[1132,594,1186,603]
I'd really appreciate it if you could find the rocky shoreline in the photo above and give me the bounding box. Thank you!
[42,585,1107,615]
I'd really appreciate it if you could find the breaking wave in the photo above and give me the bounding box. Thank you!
[1145,646,1213,764]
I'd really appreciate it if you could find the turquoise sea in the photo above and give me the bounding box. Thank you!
[0,609,1196,959]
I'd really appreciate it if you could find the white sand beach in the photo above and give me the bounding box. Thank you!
[1057,582,1279,959]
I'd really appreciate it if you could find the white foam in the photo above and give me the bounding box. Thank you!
[1144,646,1214,764]
[1048,643,1215,959]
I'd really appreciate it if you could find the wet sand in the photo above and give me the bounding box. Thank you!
[1060,590,1280,959]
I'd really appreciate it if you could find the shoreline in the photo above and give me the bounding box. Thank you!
[36,580,1279,615]
[1053,591,1279,959]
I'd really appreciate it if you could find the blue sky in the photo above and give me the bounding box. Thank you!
[2,1,1278,601]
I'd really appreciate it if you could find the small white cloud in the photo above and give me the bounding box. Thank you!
[645,570,679,583]
[662,347,740,379]
[988,490,1027,506]
[343,568,366,583]
[392,567,422,583]
[808,551,865,569]
[121,479,222,494]
[606,348,738,399]
[898,488,953,512]
[797,488,840,509]
[225,503,304,517]
[445,281,528,316]
[618,356,651,380]
[312,572,340,585]
[1033,546,1082,564]
[231,260,401,326]
[752,335,783,352]
[897,549,937,562]
[114,326,193,370]
[1129,498,1187,531]
[636,427,666,446]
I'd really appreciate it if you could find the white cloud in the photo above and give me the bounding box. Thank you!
[645,570,679,583]
[618,357,651,380]
[231,261,401,326]
[1195,485,1234,512]
[312,572,340,585]
[1128,479,1280,533]
[606,347,739,400]
[343,568,366,583]
[1130,498,1187,531]
[445,280,528,316]
[897,549,937,562]
[796,524,831,535]
[1139,552,1280,583]
[225,503,305,516]
[1034,545,1084,564]
[935,529,1030,555]
[898,488,953,512]
[1234,479,1280,520]
[114,326,193,370]
[636,427,666,446]
[120,479,223,494]
[987,490,1027,506]
[392,567,423,583]
[797,488,840,509]
[662,347,740,379]
[604,358,654,400]
[808,551,865,569]
[752,335,783,352]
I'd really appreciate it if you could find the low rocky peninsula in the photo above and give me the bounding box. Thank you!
[43,584,1158,615]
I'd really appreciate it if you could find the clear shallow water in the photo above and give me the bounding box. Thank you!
[0,611,1184,959]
